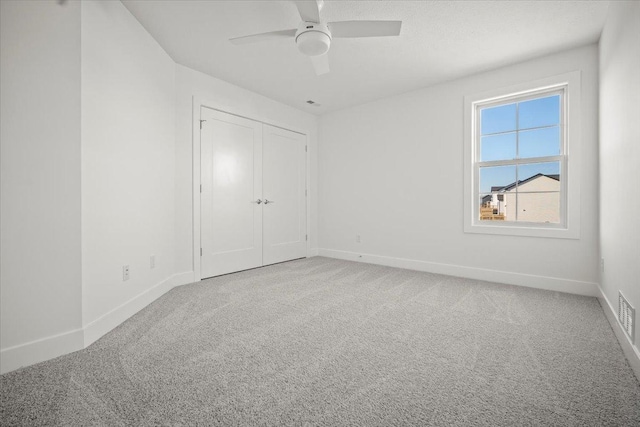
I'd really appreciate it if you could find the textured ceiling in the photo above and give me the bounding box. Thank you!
[122,0,610,115]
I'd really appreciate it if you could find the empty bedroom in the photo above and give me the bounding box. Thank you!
[1,0,639,425]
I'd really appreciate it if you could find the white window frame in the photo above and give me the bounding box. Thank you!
[463,71,581,239]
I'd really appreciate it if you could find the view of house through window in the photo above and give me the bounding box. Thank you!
[476,90,564,224]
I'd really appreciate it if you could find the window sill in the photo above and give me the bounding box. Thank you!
[464,222,579,239]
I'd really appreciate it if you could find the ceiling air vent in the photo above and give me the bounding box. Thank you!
[618,291,635,343]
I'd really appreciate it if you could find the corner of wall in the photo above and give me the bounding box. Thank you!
[0,271,196,375]
[0,329,84,375]
[83,272,194,347]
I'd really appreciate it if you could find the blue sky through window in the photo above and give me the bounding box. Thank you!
[519,96,560,129]
[481,104,516,134]
[519,127,560,158]
[479,94,560,193]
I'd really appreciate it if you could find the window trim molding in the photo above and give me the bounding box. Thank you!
[463,71,581,239]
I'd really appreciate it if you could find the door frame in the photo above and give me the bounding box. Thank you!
[192,96,310,281]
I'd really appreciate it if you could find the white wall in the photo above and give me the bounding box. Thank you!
[318,44,600,295]
[0,0,318,374]
[175,65,319,276]
[0,0,83,373]
[81,0,179,343]
[599,2,640,352]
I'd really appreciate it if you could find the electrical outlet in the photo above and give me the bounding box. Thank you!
[150,255,155,269]
[356,234,361,243]
[123,265,130,281]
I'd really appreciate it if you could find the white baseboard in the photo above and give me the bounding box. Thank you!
[318,248,599,297]
[1,271,195,375]
[0,328,84,375]
[597,285,640,380]
[307,248,319,257]
[83,271,194,346]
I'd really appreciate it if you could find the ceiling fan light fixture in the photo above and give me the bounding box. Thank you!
[229,1,403,76]
[295,23,331,56]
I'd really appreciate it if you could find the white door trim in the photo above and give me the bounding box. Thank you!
[191,96,311,281]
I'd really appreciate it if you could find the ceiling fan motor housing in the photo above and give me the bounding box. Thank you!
[295,22,331,56]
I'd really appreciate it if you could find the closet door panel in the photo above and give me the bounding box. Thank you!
[200,108,263,278]
[262,125,307,265]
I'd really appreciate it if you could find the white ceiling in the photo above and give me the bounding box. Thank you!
[122,0,610,115]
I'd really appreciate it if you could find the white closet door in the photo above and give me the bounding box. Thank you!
[200,108,263,278]
[262,124,307,265]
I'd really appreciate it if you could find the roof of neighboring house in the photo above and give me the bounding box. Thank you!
[491,173,559,193]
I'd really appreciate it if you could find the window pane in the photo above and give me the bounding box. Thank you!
[517,162,560,191]
[519,126,560,158]
[479,193,507,221]
[518,95,560,129]
[481,133,516,161]
[479,165,515,194]
[516,192,560,223]
[481,103,516,135]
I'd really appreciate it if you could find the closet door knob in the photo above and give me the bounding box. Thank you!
[264,199,274,204]
[252,199,263,204]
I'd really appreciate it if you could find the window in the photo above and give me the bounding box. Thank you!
[464,72,581,239]
[478,90,563,224]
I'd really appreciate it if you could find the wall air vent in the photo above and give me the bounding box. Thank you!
[618,291,635,343]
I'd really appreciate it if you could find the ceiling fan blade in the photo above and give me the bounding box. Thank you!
[328,21,402,38]
[310,54,330,75]
[229,29,297,45]
[294,0,321,23]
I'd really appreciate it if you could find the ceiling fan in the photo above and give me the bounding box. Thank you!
[229,0,402,75]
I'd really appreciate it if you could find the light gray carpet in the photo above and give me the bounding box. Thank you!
[1,257,639,426]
